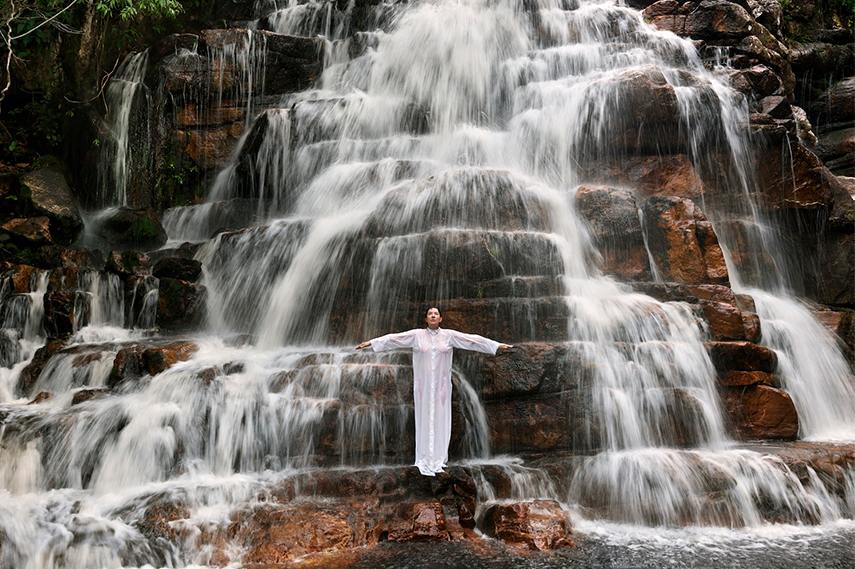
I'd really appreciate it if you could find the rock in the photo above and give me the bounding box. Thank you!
[818,77,855,125]
[815,128,855,177]
[700,300,760,341]
[575,185,651,281]
[17,340,66,396]
[720,370,779,387]
[28,391,52,404]
[721,385,799,440]
[730,65,783,98]
[19,167,83,244]
[481,500,574,551]
[106,250,150,276]
[641,196,729,285]
[71,388,110,405]
[235,503,358,564]
[152,256,202,281]
[91,207,167,250]
[706,341,777,374]
[388,501,450,542]
[176,124,244,170]
[584,154,705,199]
[644,0,754,40]
[157,278,207,330]
[6,264,39,293]
[43,290,78,339]
[759,95,791,119]
[142,341,199,375]
[1,217,52,244]
[108,345,146,388]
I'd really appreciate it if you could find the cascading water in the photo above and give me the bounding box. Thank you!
[97,52,150,207]
[3,0,855,567]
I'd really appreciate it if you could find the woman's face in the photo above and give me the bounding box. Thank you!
[425,307,442,329]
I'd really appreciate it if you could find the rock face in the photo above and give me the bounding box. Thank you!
[721,385,800,440]
[19,167,84,244]
[641,196,729,285]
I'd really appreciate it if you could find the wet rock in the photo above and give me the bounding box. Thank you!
[43,290,78,339]
[91,207,167,250]
[234,503,360,564]
[17,339,66,396]
[817,77,855,125]
[152,256,203,281]
[71,388,110,405]
[176,124,244,170]
[721,385,799,440]
[706,341,778,374]
[583,154,705,199]
[108,345,146,388]
[142,341,199,375]
[641,196,729,285]
[719,370,779,387]
[1,217,53,244]
[575,186,651,281]
[28,391,52,404]
[388,501,449,542]
[19,167,83,244]
[481,500,574,551]
[644,0,753,39]
[815,128,855,177]
[157,278,207,330]
[106,250,151,276]
[137,499,190,543]
[700,300,760,341]
[6,264,39,293]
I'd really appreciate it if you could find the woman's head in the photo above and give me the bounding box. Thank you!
[424,307,442,329]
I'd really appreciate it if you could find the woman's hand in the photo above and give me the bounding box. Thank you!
[498,343,514,352]
[355,341,372,350]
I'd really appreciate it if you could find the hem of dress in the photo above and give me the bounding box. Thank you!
[415,461,447,477]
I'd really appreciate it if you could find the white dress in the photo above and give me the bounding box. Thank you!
[369,327,501,476]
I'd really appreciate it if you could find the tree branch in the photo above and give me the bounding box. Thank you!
[10,0,79,41]
[0,0,18,115]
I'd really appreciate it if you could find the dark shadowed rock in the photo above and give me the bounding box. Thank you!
[17,340,67,396]
[19,167,84,244]
[106,250,151,276]
[152,256,202,281]
[1,217,53,244]
[142,341,199,375]
[706,341,778,374]
[91,208,167,250]
[157,278,207,330]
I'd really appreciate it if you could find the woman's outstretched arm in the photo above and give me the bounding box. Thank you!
[448,330,512,355]
[355,329,420,352]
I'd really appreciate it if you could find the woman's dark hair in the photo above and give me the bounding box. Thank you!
[424,306,441,318]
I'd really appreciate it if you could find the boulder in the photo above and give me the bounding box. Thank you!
[108,344,146,388]
[142,341,199,375]
[17,339,67,396]
[481,500,574,550]
[582,154,705,199]
[644,0,754,40]
[575,185,651,281]
[43,290,78,339]
[641,196,729,285]
[152,256,203,281]
[70,388,110,405]
[91,208,167,250]
[721,385,799,440]
[157,278,207,330]
[1,217,52,244]
[815,128,855,176]
[19,167,84,244]
[729,65,783,98]
[816,77,855,125]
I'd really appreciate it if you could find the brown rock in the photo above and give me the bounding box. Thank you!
[19,167,83,244]
[157,278,207,330]
[28,391,53,404]
[721,385,799,440]
[388,501,449,542]
[17,339,66,396]
[759,95,791,119]
[701,300,753,341]
[43,290,78,339]
[142,341,199,375]
[641,196,729,285]
[236,504,357,564]
[720,371,779,387]
[2,217,52,244]
[178,124,244,170]
[481,500,574,551]
[706,341,778,374]
[8,264,38,292]
[176,103,245,128]
[71,388,110,405]
[586,154,705,199]
[108,345,146,388]
[106,250,150,276]
[644,0,753,39]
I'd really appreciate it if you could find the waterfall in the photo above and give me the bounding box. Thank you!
[98,51,150,207]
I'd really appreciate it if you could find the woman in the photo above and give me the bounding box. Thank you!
[356,307,512,476]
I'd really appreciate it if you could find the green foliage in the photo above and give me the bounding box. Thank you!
[831,0,855,26]
[95,0,183,21]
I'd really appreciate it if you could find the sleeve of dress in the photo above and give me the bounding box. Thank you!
[369,329,419,352]
[448,330,501,355]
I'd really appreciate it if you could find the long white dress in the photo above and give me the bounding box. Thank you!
[369,327,501,476]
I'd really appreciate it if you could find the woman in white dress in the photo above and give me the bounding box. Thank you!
[356,307,512,476]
